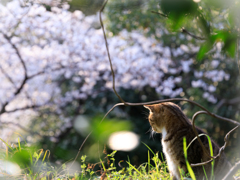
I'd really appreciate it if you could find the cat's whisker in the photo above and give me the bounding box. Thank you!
[142,111,149,119]
[150,129,156,140]
[145,128,151,134]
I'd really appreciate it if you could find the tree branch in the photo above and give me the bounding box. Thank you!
[181,28,206,40]
[222,160,240,180]
[191,111,239,167]
[0,31,67,115]
[2,33,27,78]
[0,121,41,137]
[4,104,42,113]
[150,11,206,40]
[215,97,240,111]
[99,0,126,105]
[0,32,29,114]
[0,65,17,88]
[151,10,168,18]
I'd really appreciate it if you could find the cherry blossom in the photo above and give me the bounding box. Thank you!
[0,0,231,140]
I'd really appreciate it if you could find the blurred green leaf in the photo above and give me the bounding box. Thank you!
[197,13,210,36]
[11,150,31,168]
[91,115,132,143]
[160,0,198,31]
[166,15,185,32]
[198,30,237,60]
[160,0,198,16]
[197,42,212,61]
[211,30,237,58]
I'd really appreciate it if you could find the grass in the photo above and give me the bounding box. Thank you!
[0,138,171,179]
[0,137,239,180]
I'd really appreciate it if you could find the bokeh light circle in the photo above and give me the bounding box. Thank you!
[108,131,139,151]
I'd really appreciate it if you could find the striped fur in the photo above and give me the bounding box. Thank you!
[144,102,232,180]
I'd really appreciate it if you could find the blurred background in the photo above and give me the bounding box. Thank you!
[0,0,239,176]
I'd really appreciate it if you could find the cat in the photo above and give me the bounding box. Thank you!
[144,102,232,180]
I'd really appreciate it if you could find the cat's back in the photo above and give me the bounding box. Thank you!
[145,102,232,180]
[188,127,232,179]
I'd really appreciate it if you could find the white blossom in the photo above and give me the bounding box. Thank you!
[0,0,232,140]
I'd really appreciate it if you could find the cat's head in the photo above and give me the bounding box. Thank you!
[144,102,187,133]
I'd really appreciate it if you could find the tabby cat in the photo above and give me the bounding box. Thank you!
[144,102,232,180]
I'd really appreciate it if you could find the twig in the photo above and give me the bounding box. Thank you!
[151,11,206,40]
[215,97,240,111]
[222,160,240,180]
[0,32,28,114]
[0,121,41,137]
[151,10,168,18]
[191,111,239,167]
[72,0,112,164]
[191,125,239,167]
[0,31,66,115]
[28,65,65,79]
[2,33,28,78]
[0,65,17,88]
[5,104,41,113]
[181,28,206,40]
[191,111,213,159]
[99,0,126,104]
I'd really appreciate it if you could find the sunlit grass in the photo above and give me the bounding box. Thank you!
[0,138,239,180]
[0,137,171,179]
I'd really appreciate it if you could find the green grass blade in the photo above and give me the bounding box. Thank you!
[187,134,207,150]
[100,158,106,172]
[14,132,27,144]
[18,138,21,152]
[126,161,142,176]
[206,135,214,180]
[148,150,150,172]
[202,165,208,180]
[42,150,50,162]
[0,138,13,151]
[187,133,215,179]
[183,137,196,180]
[142,142,155,156]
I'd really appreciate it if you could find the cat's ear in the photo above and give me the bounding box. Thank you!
[144,105,155,112]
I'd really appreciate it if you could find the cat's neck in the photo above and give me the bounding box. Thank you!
[161,122,191,142]
[161,127,168,139]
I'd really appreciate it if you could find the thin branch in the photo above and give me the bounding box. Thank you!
[2,33,28,78]
[0,121,41,137]
[0,32,28,114]
[151,10,168,18]
[0,31,65,115]
[5,104,42,113]
[215,97,240,111]
[191,125,239,167]
[0,65,17,88]
[222,160,240,180]
[191,111,213,159]
[181,28,206,40]
[28,65,65,79]
[99,0,126,104]
[151,11,206,40]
